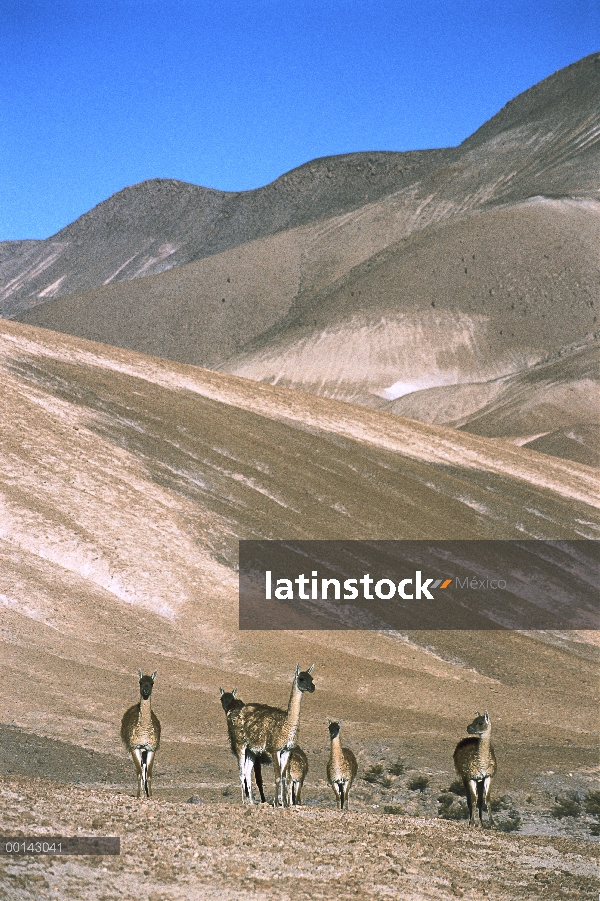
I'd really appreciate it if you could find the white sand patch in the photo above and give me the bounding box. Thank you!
[455,495,496,517]
[0,497,177,618]
[0,371,222,618]
[222,312,536,400]
[376,377,453,401]
[0,592,56,627]
[0,243,68,300]
[103,253,139,284]
[506,433,551,446]
[133,243,180,278]
[38,276,66,299]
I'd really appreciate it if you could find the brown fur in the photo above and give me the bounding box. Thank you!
[121,670,161,799]
[453,711,497,826]
[326,720,357,810]
[219,688,268,803]
[284,746,308,806]
[238,665,315,806]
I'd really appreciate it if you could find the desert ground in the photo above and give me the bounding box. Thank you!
[1,777,599,901]
[0,53,599,901]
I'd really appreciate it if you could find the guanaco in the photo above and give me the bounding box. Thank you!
[453,710,496,827]
[284,746,308,806]
[219,687,269,803]
[238,665,315,806]
[121,670,161,799]
[326,719,357,810]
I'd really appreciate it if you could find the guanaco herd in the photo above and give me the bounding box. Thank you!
[122,667,496,825]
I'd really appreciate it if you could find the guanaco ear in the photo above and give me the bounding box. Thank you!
[151,671,157,682]
[138,669,143,680]
[484,711,489,722]
[232,688,238,697]
[475,710,480,716]
[219,687,225,696]
[326,717,332,725]
[295,664,300,677]
[307,664,315,674]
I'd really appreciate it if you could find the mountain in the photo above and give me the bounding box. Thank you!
[0,150,451,318]
[6,53,599,321]
[5,53,600,466]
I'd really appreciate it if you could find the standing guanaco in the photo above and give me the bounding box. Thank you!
[121,670,161,799]
[326,719,357,810]
[453,710,497,827]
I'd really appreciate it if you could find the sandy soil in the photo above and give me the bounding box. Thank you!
[1,776,599,901]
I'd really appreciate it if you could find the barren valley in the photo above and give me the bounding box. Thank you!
[0,53,599,901]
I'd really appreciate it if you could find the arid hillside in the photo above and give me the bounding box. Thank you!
[6,54,599,468]
[0,320,598,899]
[3,54,599,324]
[0,149,451,320]
[0,320,598,761]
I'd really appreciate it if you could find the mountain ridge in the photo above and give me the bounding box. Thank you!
[5,53,600,467]
[3,53,599,318]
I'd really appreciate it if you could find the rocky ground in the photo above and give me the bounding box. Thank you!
[1,753,598,901]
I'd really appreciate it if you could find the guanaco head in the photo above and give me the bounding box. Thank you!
[294,664,315,693]
[219,687,239,712]
[466,710,491,735]
[327,718,342,740]
[138,670,157,700]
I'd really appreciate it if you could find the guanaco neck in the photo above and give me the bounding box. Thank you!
[476,727,492,764]
[285,680,303,741]
[138,696,153,725]
[330,733,343,760]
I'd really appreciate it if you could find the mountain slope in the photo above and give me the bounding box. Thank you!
[1,150,451,317]
[0,320,598,847]
[5,53,599,323]
[6,53,600,467]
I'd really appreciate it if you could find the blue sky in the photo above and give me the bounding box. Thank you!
[1,0,598,240]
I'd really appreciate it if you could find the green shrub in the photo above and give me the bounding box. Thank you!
[584,790,600,819]
[362,763,392,788]
[496,806,521,832]
[388,758,406,776]
[447,779,466,796]
[551,795,581,819]
[407,775,430,792]
[438,792,469,820]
